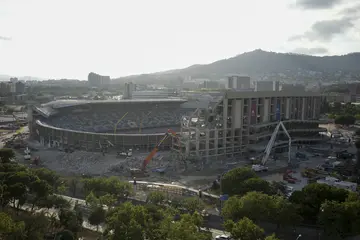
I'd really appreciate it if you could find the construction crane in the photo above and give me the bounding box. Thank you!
[12,113,25,130]
[142,129,177,170]
[114,112,129,134]
[130,129,177,177]
[260,121,291,166]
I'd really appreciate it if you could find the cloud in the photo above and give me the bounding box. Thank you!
[0,36,12,41]
[339,3,360,19]
[289,17,355,41]
[295,0,343,9]
[292,47,329,55]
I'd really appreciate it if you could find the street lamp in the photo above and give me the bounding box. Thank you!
[296,234,302,240]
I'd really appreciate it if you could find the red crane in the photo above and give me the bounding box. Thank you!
[142,129,177,170]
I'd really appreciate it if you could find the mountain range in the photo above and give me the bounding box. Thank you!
[113,49,360,83]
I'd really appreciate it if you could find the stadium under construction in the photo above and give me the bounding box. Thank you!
[29,90,326,162]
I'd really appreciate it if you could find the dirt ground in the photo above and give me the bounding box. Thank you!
[18,123,356,190]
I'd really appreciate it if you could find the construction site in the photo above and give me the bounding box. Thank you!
[2,87,357,193]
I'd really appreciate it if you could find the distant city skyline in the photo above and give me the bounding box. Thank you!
[1,0,359,79]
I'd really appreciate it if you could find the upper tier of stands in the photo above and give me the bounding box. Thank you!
[44,108,191,133]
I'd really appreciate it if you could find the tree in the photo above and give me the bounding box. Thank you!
[318,200,360,239]
[289,183,350,224]
[264,234,281,240]
[355,140,360,175]
[181,197,205,214]
[222,191,301,229]
[222,192,273,223]
[82,176,133,201]
[20,212,50,240]
[99,193,117,208]
[239,178,274,195]
[163,213,212,240]
[0,212,25,239]
[224,217,264,240]
[104,202,148,240]
[31,168,62,192]
[334,115,356,125]
[29,179,53,210]
[55,229,75,240]
[85,191,100,208]
[271,195,302,230]
[221,167,257,196]
[68,178,78,197]
[146,191,167,205]
[0,148,15,163]
[88,206,106,232]
[59,208,83,237]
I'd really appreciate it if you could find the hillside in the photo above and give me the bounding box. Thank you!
[113,50,360,83]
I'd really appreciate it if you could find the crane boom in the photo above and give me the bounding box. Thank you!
[142,129,177,170]
[261,121,291,165]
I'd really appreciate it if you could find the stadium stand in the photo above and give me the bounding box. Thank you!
[44,108,190,133]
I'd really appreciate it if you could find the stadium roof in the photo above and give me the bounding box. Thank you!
[41,98,187,109]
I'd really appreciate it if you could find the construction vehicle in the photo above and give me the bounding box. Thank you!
[24,147,31,160]
[251,164,268,172]
[256,121,291,169]
[117,149,133,158]
[130,129,177,177]
[283,170,300,184]
[317,176,357,191]
[31,156,40,166]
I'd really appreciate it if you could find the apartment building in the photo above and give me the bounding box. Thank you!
[88,72,111,88]
[173,90,325,161]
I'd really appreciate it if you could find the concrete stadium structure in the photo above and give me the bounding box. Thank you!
[173,91,327,161]
[29,91,326,161]
[29,99,191,151]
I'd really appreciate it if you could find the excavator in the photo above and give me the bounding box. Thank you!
[130,129,177,177]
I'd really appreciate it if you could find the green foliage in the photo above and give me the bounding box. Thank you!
[82,176,133,200]
[0,148,15,163]
[88,206,106,229]
[99,193,117,208]
[239,178,275,195]
[104,202,149,240]
[0,211,25,238]
[334,115,356,125]
[224,217,264,240]
[146,191,167,205]
[104,201,211,240]
[222,192,301,229]
[289,183,350,224]
[85,191,100,208]
[55,229,75,240]
[221,167,257,195]
[318,200,360,239]
[181,197,205,214]
[58,208,83,237]
[264,234,281,240]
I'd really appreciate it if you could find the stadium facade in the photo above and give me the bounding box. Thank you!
[29,90,325,160]
[172,91,326,161]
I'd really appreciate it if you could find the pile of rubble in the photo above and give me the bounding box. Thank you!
[39,150,117,176]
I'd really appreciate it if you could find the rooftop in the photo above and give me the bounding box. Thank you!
[41,98,187,109]
[225,90,321,99]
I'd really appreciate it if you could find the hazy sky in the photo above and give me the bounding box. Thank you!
[1,0,360,79]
